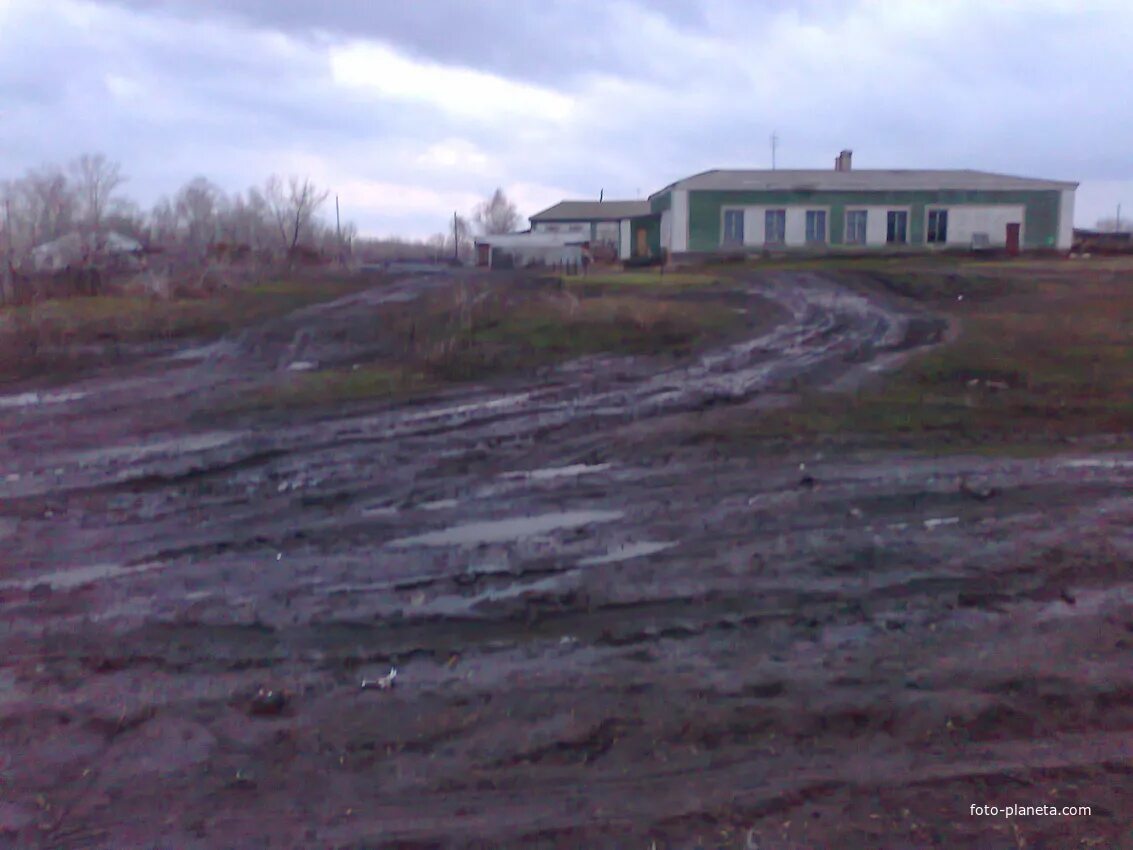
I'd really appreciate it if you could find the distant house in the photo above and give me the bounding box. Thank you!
[29,230,144,272]
[528,200,654,261]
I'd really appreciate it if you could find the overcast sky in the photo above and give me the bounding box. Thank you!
[2,0,1130,238]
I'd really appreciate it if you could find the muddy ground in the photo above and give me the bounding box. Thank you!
[0,270,1130,849]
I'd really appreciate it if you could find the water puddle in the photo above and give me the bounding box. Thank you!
[923,516,961,530]
[418,574,575,617]
[419,499,459,511]
[401,392,532,425]
[0,390,87,410]
[362,504,400,517]
[0,561,164,591]
[579,541,675,565]
[1062,458,1133,470]
[386,510,623,548]
[499,463,611,482]
[71,432,239,466]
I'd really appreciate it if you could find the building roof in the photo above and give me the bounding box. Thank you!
[651,169,1078,196]
[529,200,652,221]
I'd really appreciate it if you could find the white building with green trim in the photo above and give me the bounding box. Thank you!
[651,153,1076,255]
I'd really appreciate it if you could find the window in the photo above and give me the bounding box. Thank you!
[845,210,867,244]
[805,210,827,243]
[723,210,744,245]
[764,209,786,244]
[886,211,908,244]
[927,209,949,244]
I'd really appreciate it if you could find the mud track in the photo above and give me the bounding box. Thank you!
[1,272,1130,849]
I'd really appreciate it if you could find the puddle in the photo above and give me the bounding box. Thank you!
[923,516,961,530]
[579,541,675,565]
[70,432,240,466]
[499,463,611,482]
[418,574,575,617]
[1062,458,1133,470]
[0,561,164,591]
[362,504,400,517]
[0,390,87,410]
[386,510,623,548]
[401,392,532,425]
[419,499,459,511]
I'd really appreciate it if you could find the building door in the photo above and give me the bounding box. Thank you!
[723,210,744,245]
[635,227,648,257]
[1006,223,1021,256]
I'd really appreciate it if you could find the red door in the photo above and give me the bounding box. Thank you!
[1006,223,1021,256]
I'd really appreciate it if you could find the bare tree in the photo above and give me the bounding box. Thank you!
[149,197,179,247]
[1095,217,1131,233]
[473,188,521,235]
[265,175,329,253]
[175,177,226,252]
[70,153,125,238]
[20,167,77,247]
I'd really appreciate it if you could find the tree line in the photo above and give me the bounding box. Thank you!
[1,152,526,268]
[0,153,347,265]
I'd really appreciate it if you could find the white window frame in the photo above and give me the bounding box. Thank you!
[926,208,950,244]
[764,209,787,245]
[886,209,911,245]
[844,209,868,245]
[805,209,828,244]
[721,207,746,246]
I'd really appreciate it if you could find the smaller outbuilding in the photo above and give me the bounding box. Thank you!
[529,200,660,261]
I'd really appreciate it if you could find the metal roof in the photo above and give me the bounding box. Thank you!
[651,169,1078,196]
[529,200,652,221]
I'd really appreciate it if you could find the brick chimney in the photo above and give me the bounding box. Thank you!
[834,149,853,172]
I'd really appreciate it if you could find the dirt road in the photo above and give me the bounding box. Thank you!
[1,272,1130,848]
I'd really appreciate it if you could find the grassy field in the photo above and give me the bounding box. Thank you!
[0,278,379,385]
[210,280,758,415]
[687,257,1133,453]
[421,287,748,382]
[567,270,720,288]
[219,364,434,415]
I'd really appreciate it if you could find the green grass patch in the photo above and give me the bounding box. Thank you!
[567,271,720,288]
[424,291,747,382]
[219,365,433,415]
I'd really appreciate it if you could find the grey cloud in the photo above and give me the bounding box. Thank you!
[3,0,1132,235]
[96,0,715,86]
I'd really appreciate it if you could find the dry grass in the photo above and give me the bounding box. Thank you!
[421,288,746,381]
[0,277,380,385]
[218,364,433,415]
[568,271,720,288]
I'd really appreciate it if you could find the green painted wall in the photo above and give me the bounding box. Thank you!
[650,193,671,215]
[685,189,1062,251]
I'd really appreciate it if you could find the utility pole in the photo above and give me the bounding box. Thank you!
[1117,203,1122,232]
[2,197,13,305]
[453,211,459,262]
[771,131,779,170]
